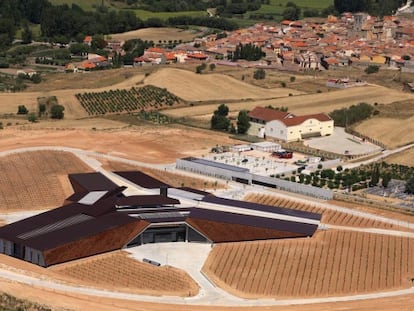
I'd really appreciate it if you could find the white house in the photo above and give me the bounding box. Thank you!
[247,106,334,142]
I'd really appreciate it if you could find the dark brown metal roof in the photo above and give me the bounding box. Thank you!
[114,171,170,189]
[188,207,318,238]
[69,172,119,192]
[178,187,211,196]
[116,195,179,207]
[202,196,321,221]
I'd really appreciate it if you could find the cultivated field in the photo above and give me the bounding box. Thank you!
[385,147,414,167]
[203,230,414,298]
[110,27,201,42]
[244,193,412,232]
[52,251,199,297]
[0,151,92,211]
[144,68,303,102]
[163,83,414,119]
[355,116,414,149]
[102,160,225,189]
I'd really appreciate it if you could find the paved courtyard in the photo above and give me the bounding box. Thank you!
[304,127,383,155]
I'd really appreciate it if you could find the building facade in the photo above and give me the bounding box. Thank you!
[248,107,334,142]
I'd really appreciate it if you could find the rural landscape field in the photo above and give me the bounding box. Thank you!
[1,0,414,310]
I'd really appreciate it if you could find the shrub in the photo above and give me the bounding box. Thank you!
[365,65,380,74]
[27,113,37,122]
[17,105,28,115]
[290,76,296,82]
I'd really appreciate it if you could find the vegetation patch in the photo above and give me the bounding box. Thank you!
[76,85,183,115]
[0,292,55,311]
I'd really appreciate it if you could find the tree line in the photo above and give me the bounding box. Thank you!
[229,43,265,61]
[333,0,406,16]
[329,102,375,127]
[0,0,238,49]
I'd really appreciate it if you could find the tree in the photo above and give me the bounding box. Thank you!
[50,104,65,119]
[370,165,380,186]
[236,110,250,134]
[253,68,265,80]
[381,174,391,188]
[211,104,230,131]
[17,105,28,115]
[30,74,41,84]
[209,63,216,71]
[21,23,33,44]
[405,177,414,194]
[38,103,46,116]
[283,6,300,20]
[216,103,229,116]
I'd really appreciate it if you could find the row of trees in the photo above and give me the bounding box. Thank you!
[329,102,375,127]
[210,104,250,134]
[277,162,414,192]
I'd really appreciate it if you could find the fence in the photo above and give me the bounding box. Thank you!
[345,127,387,149]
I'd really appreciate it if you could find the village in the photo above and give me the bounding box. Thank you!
[57,12,414,74]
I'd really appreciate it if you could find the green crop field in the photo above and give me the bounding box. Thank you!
[132,10,207,21]
[49,0,109,11]
[255,0,333,15]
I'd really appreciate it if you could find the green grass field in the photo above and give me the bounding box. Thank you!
[48,0,333,25]
[255,0,333,15]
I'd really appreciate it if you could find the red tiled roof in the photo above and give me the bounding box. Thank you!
[248,107,291,122]
[187,53,208,59]
[165,52,176,61]
[147,47,166,54]
[81,62,96,69]
[281,113,332,126]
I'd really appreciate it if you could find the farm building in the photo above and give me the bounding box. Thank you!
[247,106,334,142]
[231,144,252,152]
[0,171,321,267]
[250,141,281,152]
[176,157,334,199]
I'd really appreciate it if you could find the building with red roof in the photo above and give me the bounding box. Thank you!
[248,106,333,141]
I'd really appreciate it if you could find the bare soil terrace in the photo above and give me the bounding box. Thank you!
[0,125,239,163]
[102,159,225,189]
